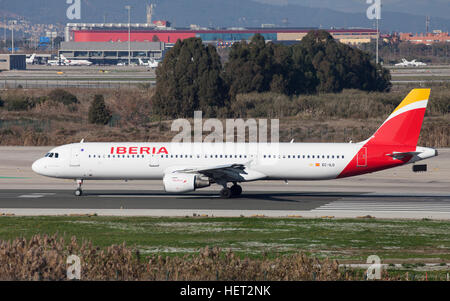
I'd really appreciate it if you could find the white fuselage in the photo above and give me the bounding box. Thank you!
[32,142,365,181]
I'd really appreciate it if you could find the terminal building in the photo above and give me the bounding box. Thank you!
[65,23,378,45]
[59,41,165,65]
[61,23,377,64]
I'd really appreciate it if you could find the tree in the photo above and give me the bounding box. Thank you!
[48,89,78,105]
[88,95,112,125]
[153,38,227,118]
[290,30,391,93]
[225,34,284,98]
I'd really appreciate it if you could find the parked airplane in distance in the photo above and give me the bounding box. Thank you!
[395,58,427,67]
[26,53,36,64]
[138,58,159,68]
[32,89,437,198]
[60,54,93,66]
[47,57,63,66]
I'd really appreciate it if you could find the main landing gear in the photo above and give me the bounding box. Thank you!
[220,183,242,199]
[75,179,83,196]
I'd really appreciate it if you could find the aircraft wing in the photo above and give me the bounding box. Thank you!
[173,163,246,176]
[169,163,265,183]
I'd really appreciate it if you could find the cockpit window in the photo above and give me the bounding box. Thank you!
[48,153,54,158]
[55,153,59,158]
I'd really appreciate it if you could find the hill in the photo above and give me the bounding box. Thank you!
[0,0,449,32]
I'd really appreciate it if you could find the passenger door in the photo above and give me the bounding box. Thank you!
[70,146,82,167]
[357,147,367,167]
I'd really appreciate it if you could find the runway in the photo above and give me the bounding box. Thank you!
[0,147,449,219]
[0,189,449,219]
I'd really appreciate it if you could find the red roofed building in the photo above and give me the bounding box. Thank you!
[400,31,450,45]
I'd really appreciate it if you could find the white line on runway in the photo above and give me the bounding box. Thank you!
[18,193,56,198]
[312,200,450,212]
[97,195,220,198]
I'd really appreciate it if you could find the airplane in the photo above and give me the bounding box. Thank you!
[60,54,93,66]
[32,89,437,198]
[47,57,63,66]
[395,58,427,67]
[138,58,159,68]
[26,53,36,64]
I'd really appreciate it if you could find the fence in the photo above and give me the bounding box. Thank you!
[0,79,156,89]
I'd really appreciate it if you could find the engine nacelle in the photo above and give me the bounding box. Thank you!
[163,173,210,193]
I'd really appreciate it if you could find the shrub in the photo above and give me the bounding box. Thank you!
[6,95,34,111]
[88,94,112,125]
[47,89,78,105]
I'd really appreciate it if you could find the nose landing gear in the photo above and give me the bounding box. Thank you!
[75,179,83,196]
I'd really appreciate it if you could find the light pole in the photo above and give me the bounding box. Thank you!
[125,5,131,66]
[376,18,379,65]
[8,20,17,54]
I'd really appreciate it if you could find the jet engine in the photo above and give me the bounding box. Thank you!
[163,173,210,193]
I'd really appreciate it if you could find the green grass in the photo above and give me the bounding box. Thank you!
[0,216,449,263]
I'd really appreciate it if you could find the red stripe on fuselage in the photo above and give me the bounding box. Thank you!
[337,144,413,178]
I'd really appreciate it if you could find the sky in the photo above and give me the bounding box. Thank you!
[253,0,450,20]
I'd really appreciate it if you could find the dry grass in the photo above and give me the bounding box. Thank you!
[0,234,341,281]
[0,86,449,147]
[0,233,431,281]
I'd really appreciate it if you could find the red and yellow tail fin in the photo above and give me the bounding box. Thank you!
[367,89,431,147]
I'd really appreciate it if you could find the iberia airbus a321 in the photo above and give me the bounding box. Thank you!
[32,89,437,198]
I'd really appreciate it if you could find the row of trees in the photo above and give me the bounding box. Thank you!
[153,30,392,118]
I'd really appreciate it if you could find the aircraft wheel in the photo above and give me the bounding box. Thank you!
[231,185,242,196]
[220,187,232,199]
[75,189,83,197]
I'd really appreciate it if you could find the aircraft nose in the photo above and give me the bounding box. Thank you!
[32,158,45,175]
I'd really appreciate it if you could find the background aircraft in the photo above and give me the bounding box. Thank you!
[139,58,159,68]
[60,55,93,66]
[26,53,36,64]
[395,58,427,67]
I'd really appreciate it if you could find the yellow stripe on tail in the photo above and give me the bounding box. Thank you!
[392,88,431,114]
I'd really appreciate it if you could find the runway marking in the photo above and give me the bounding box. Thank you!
[18,193,55,198]
[97,195,220,198]
[312,200,450,212]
